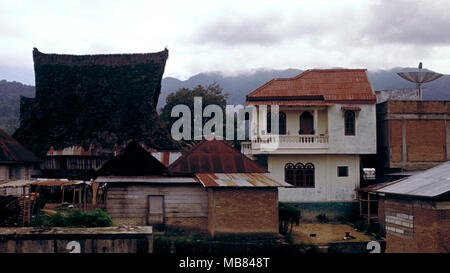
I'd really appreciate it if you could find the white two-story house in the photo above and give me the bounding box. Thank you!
[242,69,377,217]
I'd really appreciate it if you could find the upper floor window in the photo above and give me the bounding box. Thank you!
[344,110,356,136]
[299,111,314,135]
[284,162,315,188]
[267,111,286,135]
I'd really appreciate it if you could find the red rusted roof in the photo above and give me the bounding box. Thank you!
[196,173,292,187]
[33,180,80,187]
[168,140,268,174]
[245,100,333,106]
[0,128,40,163]
[246,69,376,104]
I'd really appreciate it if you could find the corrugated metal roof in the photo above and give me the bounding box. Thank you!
[196,173,292,187]
[246,69,376,104]
[168,140,268,174]
[96,176,198,184]
[32,180,81,187]
[0,128,40,163]
[376,161,450,197]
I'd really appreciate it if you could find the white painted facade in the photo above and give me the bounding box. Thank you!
[242,103,377,202]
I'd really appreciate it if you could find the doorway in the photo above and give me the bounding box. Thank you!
[147,195,164,225]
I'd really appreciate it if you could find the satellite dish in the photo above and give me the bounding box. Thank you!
[397,62,443,99]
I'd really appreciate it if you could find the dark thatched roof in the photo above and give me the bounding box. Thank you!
[167,140,268,174]
[0,128,40,163]
[13,48,179,157]
[96,141,167,177]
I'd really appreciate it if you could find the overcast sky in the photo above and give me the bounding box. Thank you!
[1,0,449,84]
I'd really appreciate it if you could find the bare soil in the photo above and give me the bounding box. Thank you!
[291,223,374,244]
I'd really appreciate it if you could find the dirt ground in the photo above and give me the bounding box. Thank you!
[291,223,374,244]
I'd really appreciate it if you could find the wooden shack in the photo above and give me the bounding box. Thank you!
[96,140,290,236]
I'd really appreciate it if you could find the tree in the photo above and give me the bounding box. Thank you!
[159,83,228,142]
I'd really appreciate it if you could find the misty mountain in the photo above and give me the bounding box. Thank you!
[1,67,449,134]
[0,80,34,134]
[158,67,450,109]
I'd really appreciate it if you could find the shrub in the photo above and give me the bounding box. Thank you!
[34,209,112,228]
[279,203,301,235]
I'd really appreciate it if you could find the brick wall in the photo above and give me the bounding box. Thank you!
[377,100,449,170]
[406,120,446,162]
[208,188,278,236]
[384,198,450,253]
[165,217,208,232]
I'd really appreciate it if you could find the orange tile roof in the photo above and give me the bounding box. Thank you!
[246,69,376,104]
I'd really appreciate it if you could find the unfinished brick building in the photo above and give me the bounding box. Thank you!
[377,100,450,172]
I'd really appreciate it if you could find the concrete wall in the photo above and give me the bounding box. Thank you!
[284,201,359,221]
[383,197,450,253]
[0,226,153,253]
[269,154,360,201]
[250,104,377,155]
[208,188,278,236]
[327,104,377,154]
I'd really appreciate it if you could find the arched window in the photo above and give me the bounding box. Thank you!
[299,111,314,135]
[304,163,315,187]
[345,110,356,136]
[267,111,286,135]
[285,162,315,187]
[284,163,295,185]
[294,163,304,187]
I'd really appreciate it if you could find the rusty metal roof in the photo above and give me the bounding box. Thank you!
[0,128,40,163]
[96,176,198,184]
[196,173,292,187]
[168,140,268,174]
[246,69,376,104]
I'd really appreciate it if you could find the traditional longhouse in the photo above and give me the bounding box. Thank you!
[374,161,450,253]
[13,48,179,180]
[96,140,290,236]
[242,69,377,220]
[0,128,40,182]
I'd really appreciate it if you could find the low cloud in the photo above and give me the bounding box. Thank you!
[363,0,450,45]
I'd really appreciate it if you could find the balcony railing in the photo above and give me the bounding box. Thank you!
[242,135,329,154]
